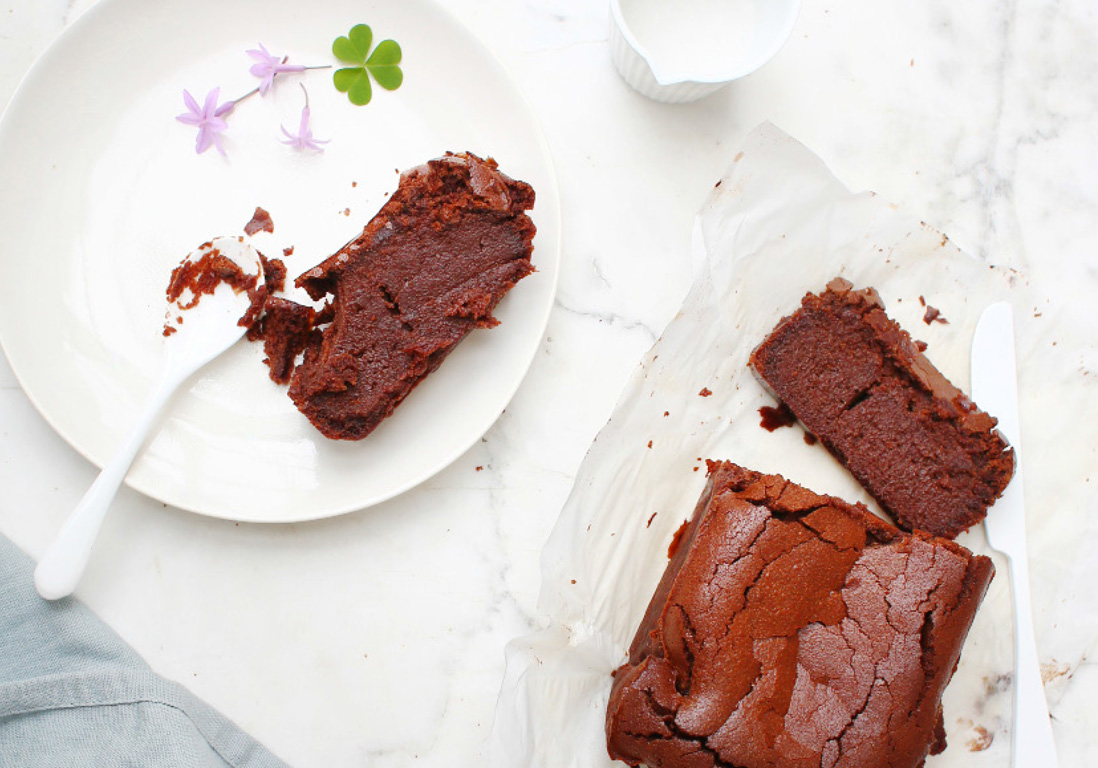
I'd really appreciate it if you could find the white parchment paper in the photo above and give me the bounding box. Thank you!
[490,124,1097,767]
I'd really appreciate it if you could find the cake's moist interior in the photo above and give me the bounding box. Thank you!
[749,280,1013,538]
[286,154,536,440]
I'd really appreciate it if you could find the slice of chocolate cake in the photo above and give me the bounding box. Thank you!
[288,152,536,440]
[606,461,993,768]
[749,278,1013,538]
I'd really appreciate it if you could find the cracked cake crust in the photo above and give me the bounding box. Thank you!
[748,278,1014,539]
[605,461,993,768]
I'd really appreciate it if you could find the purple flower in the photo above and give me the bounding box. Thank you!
[176,88,234,155]
[280,105,330,152]
[247,43,307,95]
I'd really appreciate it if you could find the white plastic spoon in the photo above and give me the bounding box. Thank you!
[34,237,263,600]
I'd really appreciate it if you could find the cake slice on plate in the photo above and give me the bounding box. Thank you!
[288,152,536,440]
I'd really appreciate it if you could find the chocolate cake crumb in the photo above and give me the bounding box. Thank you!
[758,402,797,431]
[253,297,316,384]
[244,206,274,236]
[749,278,1013,538]
[923,303,948,324]
[259,255,287,293]
[606,461,994,768]
[246,255,292,343]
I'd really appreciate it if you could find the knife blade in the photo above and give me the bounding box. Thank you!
[970,301,1058,766]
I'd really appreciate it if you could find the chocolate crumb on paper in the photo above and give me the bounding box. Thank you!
[923,304,948,324]
[918,294,948,325]
[758,402,797,431]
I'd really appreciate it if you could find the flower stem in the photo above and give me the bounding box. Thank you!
[230,62,329,109]
[232,86,261,106]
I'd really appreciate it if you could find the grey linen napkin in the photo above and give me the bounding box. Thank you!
[0,534,291,768]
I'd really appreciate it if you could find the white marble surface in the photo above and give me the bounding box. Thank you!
[0,0,1095,767]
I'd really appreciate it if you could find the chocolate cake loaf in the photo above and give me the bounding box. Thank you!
[749,278,1013,538]
[606,461,993,768]
[288,152,536,440]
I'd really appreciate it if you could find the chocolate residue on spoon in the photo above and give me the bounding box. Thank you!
[163,240,264,336]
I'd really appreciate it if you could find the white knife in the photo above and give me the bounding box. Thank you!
[970,301,1058,766]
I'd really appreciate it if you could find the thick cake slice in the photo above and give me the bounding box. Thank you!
[749,278,1013,538]
[288,153,536,440]
[606,461,993,768]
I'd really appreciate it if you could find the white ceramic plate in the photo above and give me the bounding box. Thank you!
[0,0,559,521]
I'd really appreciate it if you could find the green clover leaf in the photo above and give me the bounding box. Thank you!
[331,24,403,106]
[334,67,373,105]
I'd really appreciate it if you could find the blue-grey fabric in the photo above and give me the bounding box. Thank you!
[0,534,292,768]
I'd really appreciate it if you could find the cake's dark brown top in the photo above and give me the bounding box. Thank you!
[606,461,993,768]
[748,278,1014,539]
[287,152,536,440]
